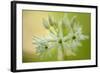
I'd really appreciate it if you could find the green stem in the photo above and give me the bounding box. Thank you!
[57,43,65,61]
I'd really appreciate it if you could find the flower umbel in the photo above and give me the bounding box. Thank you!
[32,14,88,61]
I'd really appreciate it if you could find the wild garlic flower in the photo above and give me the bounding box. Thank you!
[32,14,88,61]
[32,36,53,58]
[64,16,88,50]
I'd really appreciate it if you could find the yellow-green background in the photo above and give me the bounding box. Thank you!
[22,10,91,63]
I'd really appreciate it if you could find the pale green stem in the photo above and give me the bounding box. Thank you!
[57,22,66,60]
[58,22,63,38]
[57,46,64,60]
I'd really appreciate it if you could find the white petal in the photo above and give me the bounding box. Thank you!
[79,35,88,40]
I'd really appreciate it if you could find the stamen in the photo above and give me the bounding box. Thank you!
[58,39,62,44]
[45,45,48,49]
[72,36,76,39]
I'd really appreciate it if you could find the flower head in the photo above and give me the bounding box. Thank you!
[32,14,89,61]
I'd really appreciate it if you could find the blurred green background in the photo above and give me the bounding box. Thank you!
[22,10,91,63]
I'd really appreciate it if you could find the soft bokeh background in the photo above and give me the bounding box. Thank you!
[22,10,91,63]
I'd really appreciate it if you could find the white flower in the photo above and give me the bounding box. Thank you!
[32,36,54,58]
[32,14,89,61]
[64,17,88,49]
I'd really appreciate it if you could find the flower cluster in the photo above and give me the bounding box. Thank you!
[32,14,88,60]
